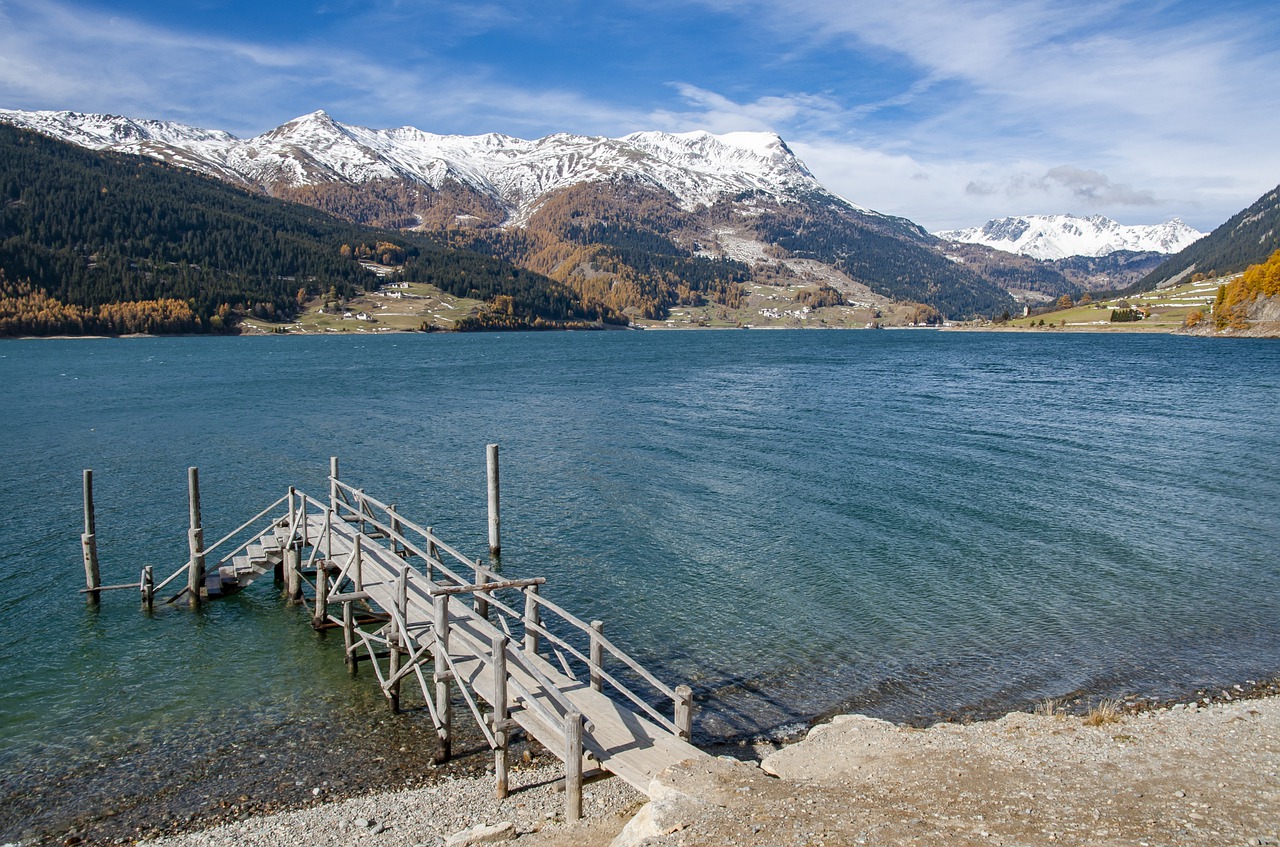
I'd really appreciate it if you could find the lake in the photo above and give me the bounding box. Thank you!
[1,329,1278,777]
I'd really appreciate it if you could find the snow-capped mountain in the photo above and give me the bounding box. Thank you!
[934,214,1203,261]
[0,108,831,222]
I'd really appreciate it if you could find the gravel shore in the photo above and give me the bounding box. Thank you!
[124,689,1279,847]
[134,764,643,847]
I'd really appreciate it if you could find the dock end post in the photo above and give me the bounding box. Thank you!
[81,469,100,605]
[486,444,500,560]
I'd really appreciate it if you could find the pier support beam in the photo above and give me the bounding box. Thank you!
[312,556,329,629]
[492,633,510,799]
[433,592,453,761]
[486,444,500,560]
[589,620,604,692]
[81,469,100,606]
[675,684,693,740]
[474,559,489,620]
[523,583,540,656]
[186,467,204,609]
[284,545,302,604]
[564,711,584,821]
[329,456,340,514]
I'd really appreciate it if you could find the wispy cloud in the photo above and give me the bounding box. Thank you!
[1,0,1277,230]
[673,0,1280,228]
[0,0,633,137]
[649,84,848,135]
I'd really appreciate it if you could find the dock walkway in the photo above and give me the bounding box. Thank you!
[79,458,706,818]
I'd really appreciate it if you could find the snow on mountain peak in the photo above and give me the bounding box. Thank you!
[0,108,834,218]
[934,213,1204,260]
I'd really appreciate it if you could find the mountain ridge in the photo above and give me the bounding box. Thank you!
[0,108,837,222]
[934,214,1204,261]
[0,107,1080,318]
[1124,183,1280,294]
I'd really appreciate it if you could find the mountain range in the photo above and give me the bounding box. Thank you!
[0,107,1251,325]
[934,214,1203,261]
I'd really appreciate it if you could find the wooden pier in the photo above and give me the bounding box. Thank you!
[78,453,707,818]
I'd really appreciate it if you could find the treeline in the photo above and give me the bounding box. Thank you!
[0,274,200,335]
[401,251,625,326]
[0,123,382,332]
[0,125,612,335]
[1214,248,1280,329]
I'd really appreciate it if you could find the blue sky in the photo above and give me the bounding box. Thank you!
[1,0,1278,232]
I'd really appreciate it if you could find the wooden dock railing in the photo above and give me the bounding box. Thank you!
[75,453,705,818]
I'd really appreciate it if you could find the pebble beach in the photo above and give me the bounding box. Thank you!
[114,686,1280,847]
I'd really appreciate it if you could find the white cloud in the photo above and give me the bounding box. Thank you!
[0,0,636,137]
[2,0,1277,232]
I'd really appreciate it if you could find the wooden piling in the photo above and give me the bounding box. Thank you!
[486,444,500,559]
[343,597,357,675]
[140,565,154,611]
[564,710,584,821]
[312,553,329,629]
[388,564,408,712]
[81,469,101,605]
[589,620,604,692]
[433,592,453,761]
[523,583,540,655]
[186,467,203,609]
[353,535,364,592]
[675,684,693,740]
[284,545,302,604]
[492,633,510,799]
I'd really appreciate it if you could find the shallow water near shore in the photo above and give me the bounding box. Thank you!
[2,330,1278,838]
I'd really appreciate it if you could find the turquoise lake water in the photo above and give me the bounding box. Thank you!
[1,329,1278,770]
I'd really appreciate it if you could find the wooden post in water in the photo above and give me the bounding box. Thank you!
[140,565,154,612]
[426,528,438,581]
[523,583,540,655]
[675,684,693,740]
[343,598,357,675]
[186,467,204,609]
[491,633,510,799]
[486,444,500,560]
[312,550,329,629]
[433,592,453,761]
[589,620,604,692]
[81,469,101,605]
[284,545,302,604]
[564,710,584,821]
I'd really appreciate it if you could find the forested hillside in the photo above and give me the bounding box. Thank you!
[0,125,614,335]
[1212,249,1280,330]
[1127,183,1280,294]
[749,194,1016,317]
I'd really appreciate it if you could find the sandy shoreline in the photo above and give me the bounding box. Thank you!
[106,684,1280,847]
